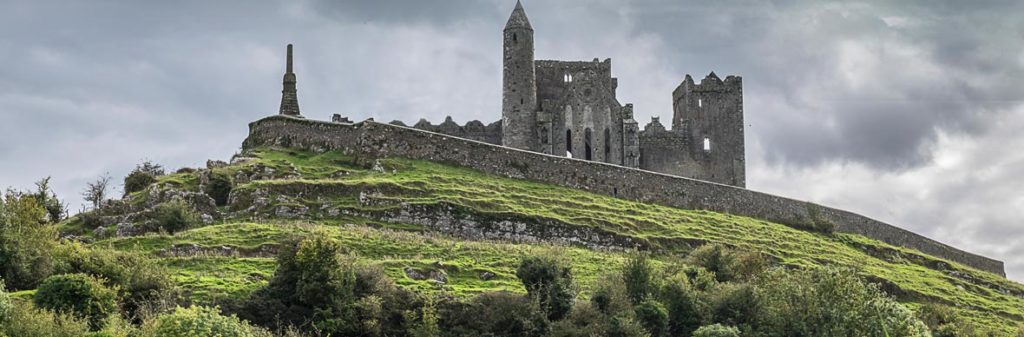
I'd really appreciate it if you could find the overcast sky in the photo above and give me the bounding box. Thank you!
[1,0,1022,280]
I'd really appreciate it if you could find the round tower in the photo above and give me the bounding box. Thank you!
[502,0,537,151]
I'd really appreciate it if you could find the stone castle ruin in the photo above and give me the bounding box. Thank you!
[257,2,1004,276]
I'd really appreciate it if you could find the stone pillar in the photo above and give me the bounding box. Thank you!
[279,44,301,117]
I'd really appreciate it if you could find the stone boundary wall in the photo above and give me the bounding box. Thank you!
[243,115,1006,276]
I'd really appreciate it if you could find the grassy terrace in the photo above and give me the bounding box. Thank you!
[90,147,1023,332]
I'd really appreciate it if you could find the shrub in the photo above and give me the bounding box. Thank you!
[33,273,119,330]
[150,200,197,233]
[123,161,163,196]
[660,274,704,337]
[548,301,611,337]
[54,244,177,321]
[242,237,358,334]
[1,302,89,337]
[439,292,549,337]
[590,273,632,315]
[623,253,657,305]
[633,300,669,337]
[693,324,740,337]
[754,267,930,337]
[0,279,10,323]
[0,191,57,290]
[608,313,652,337]
[516,253,575,320]
[709,283,758,329]
[687,244,769,283]
[146,306,265,337]
[204,172,233,206]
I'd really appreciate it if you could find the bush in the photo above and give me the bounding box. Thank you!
[660,274,704,337]
[123,162,163,196]
[0,279,10,323]
[693,324,740,337]
[548,301,611,337]
[242,237,358,334]
[623,253,657,305]
[709,283,758,329]
[439,292,549,337]
[516,253,575,320]
[54,244,177,321]
[608,313,652,337]
[146,306,265,337]
[0,191,57,290]
[754,267,930,337]
[686,244,768,283]
[204,172,233,206]
[1,302,89,337]
[590,273,632,315]
[150,200,197,233]
[633,300,669,337]
[33,273,119,330]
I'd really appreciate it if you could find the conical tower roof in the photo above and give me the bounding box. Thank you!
[504,0,533,31]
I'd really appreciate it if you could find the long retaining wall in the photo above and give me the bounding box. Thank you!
[243,115,1006,276]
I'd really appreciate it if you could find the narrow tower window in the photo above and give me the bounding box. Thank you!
[703,137,711,152]
[566,129,573,158]
[604,128,611,161]
[584,128,593,161]
[698,98,702,107]
[513,33,518,42]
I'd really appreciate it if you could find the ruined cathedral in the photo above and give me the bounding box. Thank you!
[294,1,746,187]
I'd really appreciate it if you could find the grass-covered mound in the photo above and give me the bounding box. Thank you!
[64,147,1024,333]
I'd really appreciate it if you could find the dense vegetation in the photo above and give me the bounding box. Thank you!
[0,147,1021,336]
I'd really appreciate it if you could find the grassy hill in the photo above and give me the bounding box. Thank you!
[66,147,1024,333]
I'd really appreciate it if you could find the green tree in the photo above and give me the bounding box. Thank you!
[516,253,575,320]
[33,177,67,223]
[33,273,119,330]
[754,267,930,337]
[633,300,669,337]
[660,274,704,337]
[622,253,657,305]
[123,161,163,196]
[0,278,11,324]
[0,190,57,289]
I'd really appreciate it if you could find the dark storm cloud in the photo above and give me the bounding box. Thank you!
[1,0,1022,279]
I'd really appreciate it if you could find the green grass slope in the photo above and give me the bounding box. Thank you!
[84,147,1024,332]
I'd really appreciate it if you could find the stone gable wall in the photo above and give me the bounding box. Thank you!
[244,115,1005,276]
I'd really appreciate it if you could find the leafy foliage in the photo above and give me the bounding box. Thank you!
[0,190,57,290]
[146,306,265,337]
[516,253,575,320]
[204,171,233,206]
[0,279,10,324]
[633,300,669,337]
[1,302,89,337]
[123,161,164,196]
[33,273,119,330]
[150,200,197,233]
[693,324,741,337]
[623,253,657,305]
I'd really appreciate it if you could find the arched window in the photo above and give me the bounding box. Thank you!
[540,127,549,144]
[604,128,611,161]
[566,129,573,158]
[513,33,518,43]
[584,128,593,161]
[703,137,711,151]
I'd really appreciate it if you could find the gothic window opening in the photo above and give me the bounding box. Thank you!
[698,98,703,107]
[703,137,711,152]
[584,128,593,161]
[540,127,549,144]
[566,129,573,158]
[513,33,518,43]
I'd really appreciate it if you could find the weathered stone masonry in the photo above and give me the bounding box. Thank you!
[243,115,1006,277]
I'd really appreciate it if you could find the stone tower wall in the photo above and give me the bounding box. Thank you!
[672,74,745,187]
[501,5,538,151]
